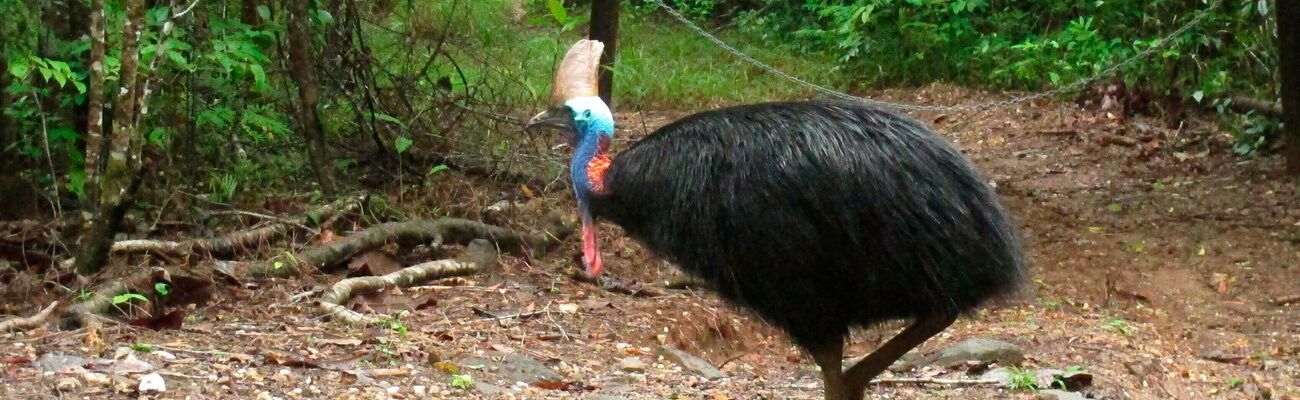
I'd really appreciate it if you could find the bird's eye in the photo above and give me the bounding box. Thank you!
[582,110,592,119]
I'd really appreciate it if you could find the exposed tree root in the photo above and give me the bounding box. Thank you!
[60,267,171,329]
[60,195,366,269]
[0,301,61,333]
[317,240,496,326]
[258,212,571,277]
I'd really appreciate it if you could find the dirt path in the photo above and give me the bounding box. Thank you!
[2,86,1297,399]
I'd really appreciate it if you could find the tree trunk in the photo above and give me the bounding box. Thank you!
[286,0,339,195]
[243,0,263,28]
[82,0,108,217]
[589,0,619,106]
[0,52,10,165]
[1279,1,1300,176]
[75,0,145,276]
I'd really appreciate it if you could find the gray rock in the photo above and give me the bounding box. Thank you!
[460,351,563,383]
[655,345,725,380]
[979,367,1014,384]
[137,373,166,393]
[1037,389,1086,400]
[932,339,1024,368]
[36,353,90,374]
[473,381,505,395]
[619,357,647,372]
[584,396,630,400]
[888,350,924,372]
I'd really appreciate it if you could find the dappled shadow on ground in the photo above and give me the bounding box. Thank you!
[2,85,1297,399]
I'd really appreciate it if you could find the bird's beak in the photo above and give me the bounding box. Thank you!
[525,109,566,132]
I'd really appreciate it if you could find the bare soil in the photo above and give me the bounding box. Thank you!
[2,85,1298,399]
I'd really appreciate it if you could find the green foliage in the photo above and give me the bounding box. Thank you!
[1004,366,1039,392]
[208,173,239,203]
[1101,318,1134,335]
[449,374,475,390]
[131,343,155,352]
[154,282,171,296]
[112,292,149,305]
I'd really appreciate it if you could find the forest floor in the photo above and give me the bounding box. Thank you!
[2,85,1298,399]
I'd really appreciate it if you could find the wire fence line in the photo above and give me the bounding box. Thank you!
[646,0,1224,113]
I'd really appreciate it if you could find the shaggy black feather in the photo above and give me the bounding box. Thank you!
[588,100,1026,350]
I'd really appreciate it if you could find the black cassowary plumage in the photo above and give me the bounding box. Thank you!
[586,100,1026,398]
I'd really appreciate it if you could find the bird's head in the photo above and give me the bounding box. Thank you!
[525,39,614,279]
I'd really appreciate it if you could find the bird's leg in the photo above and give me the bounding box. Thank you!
[808,339,848,400]
[841,313,958,398]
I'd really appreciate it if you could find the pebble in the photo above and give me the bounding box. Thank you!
[82,372,111,386]
[620,357,648,372]
[138,372,166,393]
[1038,389,1087,400]
[56,377,81,391]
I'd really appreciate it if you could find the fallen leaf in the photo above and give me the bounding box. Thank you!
[432,361,460,374]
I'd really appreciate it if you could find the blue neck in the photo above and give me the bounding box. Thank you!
[566,97,615,209]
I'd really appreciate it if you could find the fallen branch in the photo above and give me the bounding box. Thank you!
[317,240,496,326]
[871,377,1001,386]
[1273,294,1300,306]
[260,212,571,277]
[0,301,61,333]
[60,196,365,269]
[1214,95,1282,118]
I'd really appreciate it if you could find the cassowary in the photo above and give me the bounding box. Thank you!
[526,40,1026,400]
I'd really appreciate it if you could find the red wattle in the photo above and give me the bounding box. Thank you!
[581,222,603,277]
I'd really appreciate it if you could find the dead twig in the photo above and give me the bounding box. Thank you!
[1272,294,1300,306]
[871,377,1002,385]
[0,301,61,333]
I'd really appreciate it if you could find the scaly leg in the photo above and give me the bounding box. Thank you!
[841,313,958,400]
[808,339,848,400]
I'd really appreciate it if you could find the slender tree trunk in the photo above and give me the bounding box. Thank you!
[1279,1,1300,176]
[82,0,108,218]
[287,0,339,195]
[243,0,263,28]
[589,0,618,106]
[76,0,145,276]
[0,53,10,164]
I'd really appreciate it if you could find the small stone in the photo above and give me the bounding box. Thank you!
[56,377,81,391]
[82,372,111,386]
[474,381,504,395]
[931,338,1025,368]
[154,350,177,360]
[35,353,90,374]
[980,367,1013,384]
[1037,389,1086,400]
[655,345,726,380]
[888,350,923,372]
[619,357,647,372]
[412,385,426,396]
[386,386,400,394]
[138,372,166,393]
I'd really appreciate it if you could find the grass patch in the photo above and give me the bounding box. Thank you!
[377,1,848,111]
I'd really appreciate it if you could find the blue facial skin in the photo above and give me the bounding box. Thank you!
[565,96,616,206]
